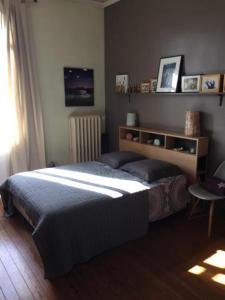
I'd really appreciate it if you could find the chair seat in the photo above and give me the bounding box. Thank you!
[188,184,225,201]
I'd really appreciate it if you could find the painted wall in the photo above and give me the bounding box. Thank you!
[28,0,105,165]
[105,0,225,172]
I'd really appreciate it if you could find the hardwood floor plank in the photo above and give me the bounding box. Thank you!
[0,221,52,299]
[0,215,79,300]
[0,227,34,299]
[0,258,19,300]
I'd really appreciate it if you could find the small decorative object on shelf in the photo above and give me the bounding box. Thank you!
[153,139,161,146]
[201,74,222,93]
[147,139,154,144]
[184,111,200,137]
[126,112,137,126]
[140,81,151,94]
[156,55,183,93]
[173,147,184,152]
[133,137,139,142]
[116,74,129,94]
[151,79,157,93]
[190,147,196,154]
[182,75,202,93]
[126,132,133,141]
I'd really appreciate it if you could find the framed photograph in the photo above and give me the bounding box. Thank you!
[201,74,222,93]
[115,74,129,94]
[182,75,201,93]
[64,67,94,107]
[223,75,225,92]
[156,56,182,93]
[151,79,157,93]
[140,81,151,93]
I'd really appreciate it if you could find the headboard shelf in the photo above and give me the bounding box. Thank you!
[119,125,209,184]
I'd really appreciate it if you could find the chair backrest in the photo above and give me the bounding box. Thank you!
[214,161,225,180]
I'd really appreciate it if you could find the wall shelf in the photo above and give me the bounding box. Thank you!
[123,92,225,106]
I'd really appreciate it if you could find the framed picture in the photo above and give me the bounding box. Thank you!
[64,67,94,107]
[115,74,129,94]
[223,75,225,92]
[156,55,182,92]
[182,75,201,93]
[151,79,157,93]
[201,74,222,93]
[140,81,151,93]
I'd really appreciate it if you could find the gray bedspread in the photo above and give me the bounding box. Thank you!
[0,162,149,279]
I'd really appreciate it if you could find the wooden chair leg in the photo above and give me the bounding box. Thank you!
[189,197,201,220]
[208,201,215,238]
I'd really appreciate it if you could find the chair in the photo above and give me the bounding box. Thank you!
[188,161,225,238]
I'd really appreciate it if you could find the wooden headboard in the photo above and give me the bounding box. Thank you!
[119,126,209,185]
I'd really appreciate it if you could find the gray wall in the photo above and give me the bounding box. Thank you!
[105,0,225,172]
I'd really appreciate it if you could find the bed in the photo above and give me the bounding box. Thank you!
[0,153,189,279]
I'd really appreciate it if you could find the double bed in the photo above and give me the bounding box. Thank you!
[0,151,189,279]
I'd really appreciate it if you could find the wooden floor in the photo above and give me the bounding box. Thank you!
[1,202,225,300]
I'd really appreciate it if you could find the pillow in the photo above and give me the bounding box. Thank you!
[200,175,225,196]
[121,159,182,182]
[98,151,145,169]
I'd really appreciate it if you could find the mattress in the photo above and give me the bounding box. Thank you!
[147,175,189,222]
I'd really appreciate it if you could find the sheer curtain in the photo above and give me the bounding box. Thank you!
[0,0,46,183]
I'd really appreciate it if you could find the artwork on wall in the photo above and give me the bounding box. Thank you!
[182,75,201,93]
[201,74,222,93]
[156,56,182,93]
[115,74,129,94]
[64,67,94,107]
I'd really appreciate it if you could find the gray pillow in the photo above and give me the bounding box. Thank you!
[121,159,182,182]
[98,151,145,169]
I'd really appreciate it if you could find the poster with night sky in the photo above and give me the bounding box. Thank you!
[64,67,94,106]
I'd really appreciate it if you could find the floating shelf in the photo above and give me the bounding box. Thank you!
[123,92,225,106]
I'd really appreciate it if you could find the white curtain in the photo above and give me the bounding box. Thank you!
[0,0,46,183]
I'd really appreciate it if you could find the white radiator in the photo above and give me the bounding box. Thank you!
[69,114,101,163]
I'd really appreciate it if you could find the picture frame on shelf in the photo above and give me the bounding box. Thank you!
[156,55,183,93]
[140,81,151,93]
[201,74,222,93]
[223,75,225,92]
[115,74,129,94]
[182,75,201,93]
[151,79,157,93]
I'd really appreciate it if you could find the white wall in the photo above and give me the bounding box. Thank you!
[28,0,105,165]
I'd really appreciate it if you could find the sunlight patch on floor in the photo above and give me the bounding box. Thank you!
[204,250,225,269]
[212,274,225,285]
[188,265,206,275]
[187,250,225,287]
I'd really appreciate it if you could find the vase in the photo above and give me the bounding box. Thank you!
[184,111,200,137]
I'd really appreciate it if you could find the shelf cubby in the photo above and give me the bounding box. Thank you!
[140,132,165,147]
[165,136,197,155]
